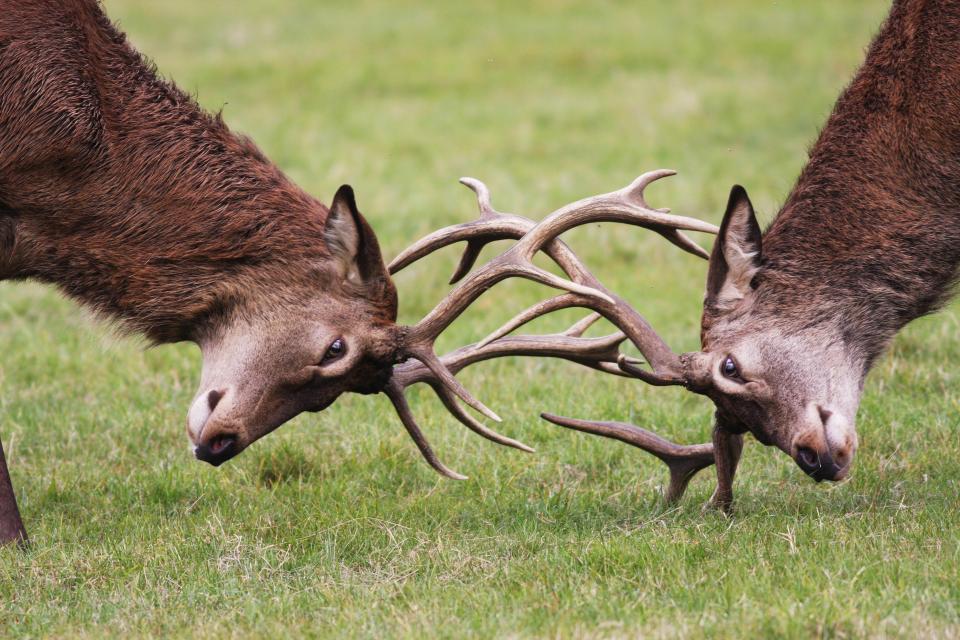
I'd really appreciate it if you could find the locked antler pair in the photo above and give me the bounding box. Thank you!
[384,171,718,501]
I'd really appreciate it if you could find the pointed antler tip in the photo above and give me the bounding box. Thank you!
[564,312,603,337]
[459,177,486,194]
[431,383,535,453]
[636,168,676,182]
[459,177,495,215]
[624,169,678,203]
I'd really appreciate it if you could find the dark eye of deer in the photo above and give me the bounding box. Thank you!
[721,356,739,379]
[322,338,345,364]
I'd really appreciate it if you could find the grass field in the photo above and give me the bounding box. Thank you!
[2,0,958,637]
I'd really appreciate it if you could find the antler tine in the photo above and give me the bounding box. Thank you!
[386,327,632,477]
[540,413,715,503]
[445,178,505,283]
[384,382,467,480]
[429,382,535,453]
[386,177,510,281]
[403,345,502,423]
[389,178,591,284]
[479,293,584,348]
[589,360,636,377]
[623,169,676,208]
[564,312,603,337]
[511,171,718,265]
[655,228,711,260]
[459,177,496,216]
[448,242,486,285]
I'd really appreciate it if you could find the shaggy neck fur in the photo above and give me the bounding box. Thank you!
[756,0,960,369]
[0,0,337,343]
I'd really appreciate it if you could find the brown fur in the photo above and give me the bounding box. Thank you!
[753,0,960,363]
[691,0,960,509]
[0,0,396,344]
[0,0,403,542]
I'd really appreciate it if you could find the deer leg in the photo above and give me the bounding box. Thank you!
[0,434,27,545]
[705,423,744,514]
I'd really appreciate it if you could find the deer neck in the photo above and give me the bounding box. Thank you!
[756,0,960,369]
[0,2,330,343]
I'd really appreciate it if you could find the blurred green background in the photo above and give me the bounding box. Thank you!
[1,1,957,637]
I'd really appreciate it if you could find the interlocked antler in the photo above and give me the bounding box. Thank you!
[385,313,630,479]
[385,171,719,488]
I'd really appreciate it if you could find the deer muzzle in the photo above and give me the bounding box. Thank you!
[187,386,244,466]
[791,405,857,482]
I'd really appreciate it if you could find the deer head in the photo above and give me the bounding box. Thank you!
[187,185,403,465]
[186,178,618,470]
[682,186,860,482]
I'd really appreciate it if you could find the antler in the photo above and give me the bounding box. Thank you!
[384,171,719,486]
[540,414,715,503]
[394,170,717,380]
[384,313,630,479]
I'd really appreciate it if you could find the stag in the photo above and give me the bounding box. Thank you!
[396,0,960,512]
[0,0,717,544]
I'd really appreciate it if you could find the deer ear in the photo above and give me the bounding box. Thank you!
[325,184,392,288]
[704,185,762,312]
[326,185,362,282]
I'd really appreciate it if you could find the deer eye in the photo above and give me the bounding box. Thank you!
[721,356,739,379]
[321,338,346,364]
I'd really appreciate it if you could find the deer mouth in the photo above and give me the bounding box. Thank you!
[794,446,847,482]
[194,434,239,466]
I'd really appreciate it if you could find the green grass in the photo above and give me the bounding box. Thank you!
[2,0,958,637]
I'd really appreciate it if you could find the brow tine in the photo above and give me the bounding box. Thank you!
[429,383,535,453]
[384,383,467,480]
[540,413,715,503]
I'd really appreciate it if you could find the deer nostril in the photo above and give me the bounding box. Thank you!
[817,405,833,426]
[207,389,224,413]
[194,435,238,466]
[797,446,820,471]
[209,435,234,456]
